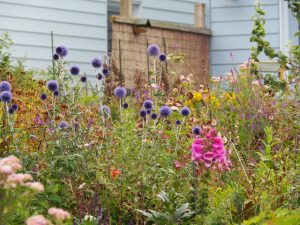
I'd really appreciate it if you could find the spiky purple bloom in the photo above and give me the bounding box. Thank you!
[100,105,111,115]
[146,110,151,114]
[91,58,102,68]
[53,54,59,61]
[80,76,87,83]
[176,120,181,125]
[97,74,103,80]
[140,110,147,118]
[56,46,68,57]
[40,93,47,101]
[180,107,191,117]
[123,102,129,109]
[70,66,80,75]
[102,68,109,76]
[192,126,201,135]
[160,106,172,117]
[11,104,18,111]
[143,100,153,110]
[0,81,11,92]
[58,121,68,129]
[147,44,160,57]
[0,91,12,103]
[53,91,59,96]
[159,53,167,62]
[151,113,158,120]
[114,86,127,99]
[47,80,59,92]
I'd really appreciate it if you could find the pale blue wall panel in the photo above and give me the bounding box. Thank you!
[211,0,278,8]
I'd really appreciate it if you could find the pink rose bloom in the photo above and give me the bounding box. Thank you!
[48,207,71,221]
[26,215,52,225]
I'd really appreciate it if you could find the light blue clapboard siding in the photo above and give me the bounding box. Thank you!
[0,0,107,77]
[210,0,280,76]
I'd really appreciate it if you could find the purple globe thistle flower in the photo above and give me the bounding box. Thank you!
[0,81,11,92]
[11,104,18,111]
[97,73,103,80]
[159,53,167,62]
[147,44,160,57]
[123,102,129,109]
[102,68,109,76]
[8,107,15,114]
[143,100,153,110]
[140,110,147,118]
[56,46,68,57]
[0,91,12,103]
[113,86,127,99]
[180,107,191,117]
[151,113,158,120]
[70,66,80,75]
[91,58,102,68]
[58,121,68,129]
[47,80,59,92]
[100,105,111,115]
[176,120,181,125]
[53,54,59,61]
[40,93,47,100]
[192,126,201,135]
[80,76,87,83]
[53,90,59,96]
[146,109,151,114]
[160,106,172,117]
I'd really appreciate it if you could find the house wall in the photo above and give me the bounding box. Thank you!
[0,0,107,80]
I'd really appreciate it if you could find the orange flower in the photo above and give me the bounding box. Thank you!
[111,169,121,179]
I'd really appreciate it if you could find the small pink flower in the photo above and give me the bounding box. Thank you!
[26,215,52,225]
[24,182,44,192]
[48,207,71,221]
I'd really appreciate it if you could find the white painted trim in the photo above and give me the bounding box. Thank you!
[279,0,289,52]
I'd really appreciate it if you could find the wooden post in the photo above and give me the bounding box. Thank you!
[120,0,132,17]
[194,3,205,28]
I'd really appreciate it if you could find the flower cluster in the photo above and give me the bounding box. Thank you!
[0,81,13,103]
[48,207,71,221]
[191,127,231,170]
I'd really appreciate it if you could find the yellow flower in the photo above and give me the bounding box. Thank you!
[193,92,202,101]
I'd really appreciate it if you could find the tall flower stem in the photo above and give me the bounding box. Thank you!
[5,103,18,151]
[174,117,186,155]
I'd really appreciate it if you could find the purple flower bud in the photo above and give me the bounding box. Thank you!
[159,53,167,62]
[70,66,80,75]
[151,113,158,120]
[40,93,47,100]
[180,107,191,117]
[47,80,59,92]
[91,58,102,68]
[192,126,201,135]
[80,76,87,83]
[140,110,147,118]
[143,100,153,110]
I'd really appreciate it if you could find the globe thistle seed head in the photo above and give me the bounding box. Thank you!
[40,93,47,101]
[147,44,160,57]
[0,91,12,103]
[97,74,103,80]
[159,53,167,62]
[192,126,201,135]
[100,105,111,115]
[11,104,18,111]
[80,76,87,83]
[180,107,191,117]
[56,46,68,57]
[0,81,11,92]
[160,106,172,117]
[146,109,151,114]
[143,100,153,110]
[113,86,127,99]
[53,91,59,97]
[102,68,109,76]
[70,66,80,75]
[176,120,181,126]
[139,110,147,118]
[53,54,59,61]
[151,113,158,120]
[8,107,15,114]
[58,121,68,129]
[47,80,59,92]
[123,102,129,109]
[91,58,102,68]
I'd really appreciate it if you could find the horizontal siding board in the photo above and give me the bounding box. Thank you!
[0,0,106,15]
[211,0,278,8]
[0,2,106,27]
[211,64,240,76]
[211,19,279,36]
[0,16,106,39]
[211,5,279,22]
[0,30,106,51]
[212,34,279,51]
